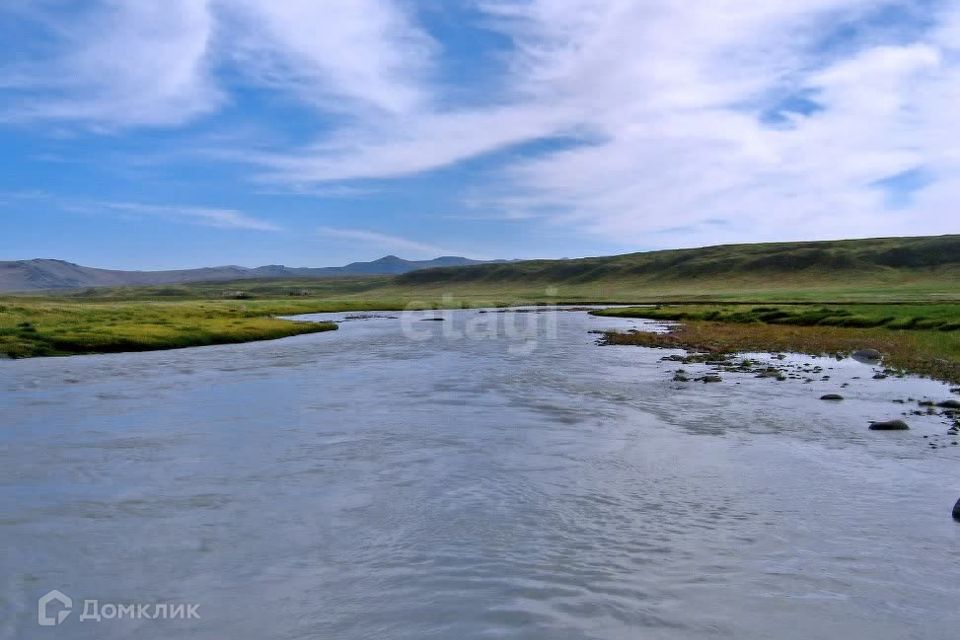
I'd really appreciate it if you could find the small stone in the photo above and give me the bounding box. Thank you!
[756,369,782,379]
[869,419,910,431]
[701,375,722,383]
[820,394,844,401]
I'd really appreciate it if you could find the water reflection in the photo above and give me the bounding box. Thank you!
[1,309,958,639]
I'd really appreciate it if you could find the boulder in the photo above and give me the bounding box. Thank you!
[869,419,910,431]
[936,400,960,409]
[701,375,722,383]
[954,498,960,522]
[852,348,882,361]
[820,394,844,401]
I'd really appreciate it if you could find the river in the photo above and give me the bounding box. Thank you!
[1,308,958,639]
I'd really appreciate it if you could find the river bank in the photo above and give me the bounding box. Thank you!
[594,305,960,384]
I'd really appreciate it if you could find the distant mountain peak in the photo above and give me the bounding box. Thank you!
[0,255,491,292]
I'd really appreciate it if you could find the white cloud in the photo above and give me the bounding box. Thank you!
[2,0,958,248]
[98,202,282,231]
[316,227,451,257]
[253,103,576,182]
[245,0,960,248]
[0,0,432,126]
[0,1,221,127]
[462,0,960,247]
[223,0,435,116]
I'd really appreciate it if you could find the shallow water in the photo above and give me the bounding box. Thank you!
[1,308,959,639]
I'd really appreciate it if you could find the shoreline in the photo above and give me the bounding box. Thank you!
[598,317,960,385]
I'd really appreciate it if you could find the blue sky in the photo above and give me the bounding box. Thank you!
[0,0,957,270]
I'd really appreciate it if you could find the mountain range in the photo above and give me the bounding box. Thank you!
[0,255,488,292]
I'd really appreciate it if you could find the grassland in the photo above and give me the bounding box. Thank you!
[0,299,342,358]
[2,235,960,361]
[0,283,553,358]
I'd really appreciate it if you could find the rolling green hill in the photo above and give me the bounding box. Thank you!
[397,235,960,292]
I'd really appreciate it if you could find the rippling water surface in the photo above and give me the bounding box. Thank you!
[2,309,959,639]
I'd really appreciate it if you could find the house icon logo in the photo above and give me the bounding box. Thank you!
[38,589,73,626]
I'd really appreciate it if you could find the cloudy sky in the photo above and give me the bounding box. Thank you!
[0,0,957,269]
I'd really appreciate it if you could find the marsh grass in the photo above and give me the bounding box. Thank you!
[0,300,340,357]
[593,303,960,330]
[599,317,960,383]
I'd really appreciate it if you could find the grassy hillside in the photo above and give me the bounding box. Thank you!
[394,234,960,301]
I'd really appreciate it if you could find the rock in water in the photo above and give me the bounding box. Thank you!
[869,419,910,431]
[936,400,960,409]
[853,348,882,360]
[953,498,960,522]
[820,394,844,401]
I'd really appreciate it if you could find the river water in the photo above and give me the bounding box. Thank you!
[1,308,958,639]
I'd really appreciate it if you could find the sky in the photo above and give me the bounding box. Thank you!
[0,0,958,270]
